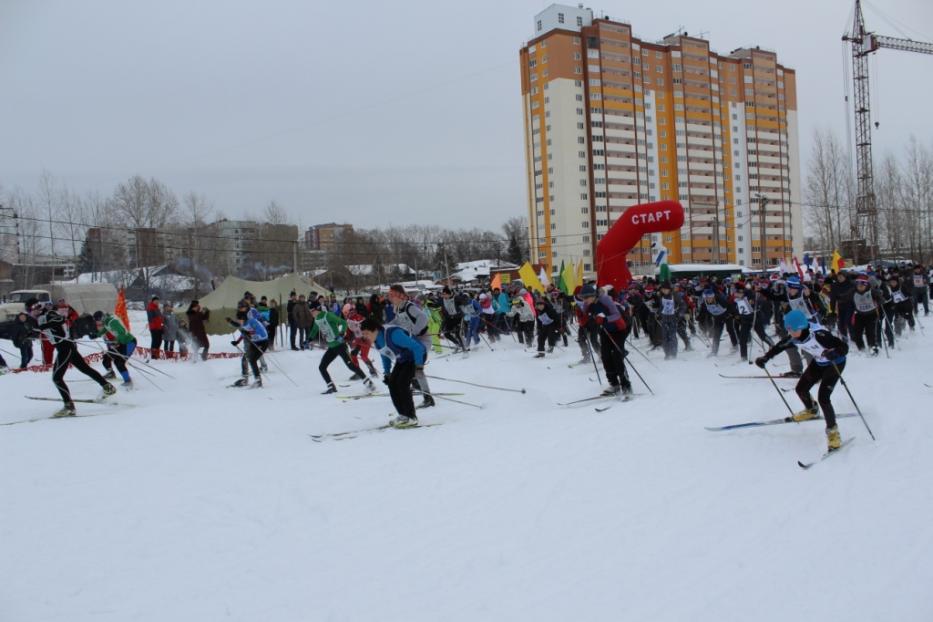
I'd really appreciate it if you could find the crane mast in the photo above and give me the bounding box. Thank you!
[842,0,933,262]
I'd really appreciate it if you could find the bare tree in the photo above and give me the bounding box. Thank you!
[263,200,289,225]
[803,129,854,251]
[899,137,933,263]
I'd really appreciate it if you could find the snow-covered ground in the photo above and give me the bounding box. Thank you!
[2,312,932,621]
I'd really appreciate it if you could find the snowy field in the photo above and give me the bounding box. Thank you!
[2,311,933,621]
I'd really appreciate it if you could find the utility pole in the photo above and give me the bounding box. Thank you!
[755,193,769,269]
[293,239,298,274]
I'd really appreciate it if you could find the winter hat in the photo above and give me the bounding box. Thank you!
[786,276,802,289]
[580,284,597,297]
[93,311,104,321]
[702,288,715,297]
[856,275,870,286]
[784,309,809,331]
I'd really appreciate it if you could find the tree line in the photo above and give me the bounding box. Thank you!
[0,172,530,292]
[804,130,933,262]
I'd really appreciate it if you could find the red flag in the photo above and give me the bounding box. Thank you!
[793,257,805,281]
[115,288,131,331]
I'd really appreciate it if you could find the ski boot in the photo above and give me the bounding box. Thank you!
[321,382,337,395]
[53,402,76,418]
[826,425,842,451]
[871,346,880,356]
[390,414,419,428]
[122,379,134,389]
[366,363,379,377]
[601,384,621,397]
[102,383,117,398]
[418,395,436,409]
[103,370,116,380]
[534,352,545,359]
[233,377,249,387]
[792,405,819,422]
[251,378,263,389]
[348,371,365,381]
[547,346,554,354]
[363,378,376,393]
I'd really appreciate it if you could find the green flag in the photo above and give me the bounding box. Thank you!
[557,260,568,294]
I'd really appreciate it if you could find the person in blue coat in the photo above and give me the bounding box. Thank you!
[226,302,269,388]
[360,317,426,428]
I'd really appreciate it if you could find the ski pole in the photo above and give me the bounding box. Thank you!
[259,341,299,387]
[830,361,875,441]
[599,325,653,395]
[583,330,603,386]
[876,308,890,359]
[422,390,483,409]
[624,337,660,371]
[426,374,526,394]
[762,364,795,417]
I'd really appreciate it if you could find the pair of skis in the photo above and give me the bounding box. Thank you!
[557,392,635,412]
[2,396,123,427]
[706,412,858,469]
[310,422,443,442]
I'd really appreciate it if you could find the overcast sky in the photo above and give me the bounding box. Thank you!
[2,0,931,231]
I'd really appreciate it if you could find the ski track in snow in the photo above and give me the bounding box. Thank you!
[1,311,932,621]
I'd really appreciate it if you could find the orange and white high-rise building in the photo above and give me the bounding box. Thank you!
[520,4,801,276]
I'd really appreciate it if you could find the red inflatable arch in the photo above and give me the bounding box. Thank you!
[595,200,685,291]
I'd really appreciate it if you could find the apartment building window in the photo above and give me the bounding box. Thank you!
[573,36,581,45]
[577,122,585,129]
[576,15,583,26]
[576,94,583,101]
[574,66,582,74]
[542,56,548,64]
[580,179,588,186]
[558,12,565,23]
[577,108,583,115]
[578,137,587,144]
[579,165,587,172]
[578,151,586,157]
[580,193,588,199]
[574,52,581,60]
[537,20,542,31]
[656,65,663,73]
[657,78,664,87]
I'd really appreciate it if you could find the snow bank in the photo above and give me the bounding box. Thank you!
[1,314,932,621]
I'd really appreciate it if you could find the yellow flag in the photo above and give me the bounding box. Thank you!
[831,250,843,272]
[562,261,577,293]
[518,262,545,293]
[576,259,584,287]
[490,272,502,290]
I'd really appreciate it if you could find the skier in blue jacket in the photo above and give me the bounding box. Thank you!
[360,317,426,428]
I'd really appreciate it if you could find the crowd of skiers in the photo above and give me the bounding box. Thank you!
[1,261,929,443]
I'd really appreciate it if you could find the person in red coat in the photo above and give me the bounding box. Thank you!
[146,295,164,359]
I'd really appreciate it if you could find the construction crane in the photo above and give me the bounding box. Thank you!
[842,0,933,261]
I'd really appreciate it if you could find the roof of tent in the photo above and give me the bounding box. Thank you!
[198,274,328,309]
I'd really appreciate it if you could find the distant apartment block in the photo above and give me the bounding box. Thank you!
[304,223,353,252]
[520,4,801,274]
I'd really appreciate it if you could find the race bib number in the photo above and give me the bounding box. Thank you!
[914,275,924,288]
[735,299,752,316]
[661,298,675,315]
[893,291,907,304]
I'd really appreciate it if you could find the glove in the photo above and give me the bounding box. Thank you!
[823,349,838,360]
[595,313,606,325]
[230,340,238,346]
[754,356,768,369]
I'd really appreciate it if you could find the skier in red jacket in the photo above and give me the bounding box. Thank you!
[146,295,164,359]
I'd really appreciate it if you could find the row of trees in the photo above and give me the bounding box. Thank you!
[804,130,933,262]
[1,173,530,292]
